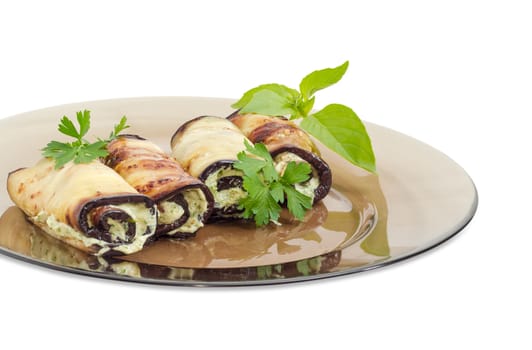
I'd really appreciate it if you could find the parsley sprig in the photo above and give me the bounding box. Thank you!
[234,141,313,226]
[42,110,129,169]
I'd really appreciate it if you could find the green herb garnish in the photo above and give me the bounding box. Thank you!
[234,141,313,226]
[232,61,376,173]
[42,110,129,169]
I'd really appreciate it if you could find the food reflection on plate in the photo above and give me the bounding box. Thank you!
[0,155,391,281]
[0,206,342,281]
[117,189,378,268]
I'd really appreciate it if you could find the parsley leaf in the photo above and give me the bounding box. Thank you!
[42,110,130,169]
[281,161,312,184]
[42,141,78,169]
[234,140,278,181]
[235,141,313,226]
[279,162,312,220]
[108,116,130,140]
[283,185,312,220]
[58,116,81,139]
[240,176,282,226]
[76,110,91,138]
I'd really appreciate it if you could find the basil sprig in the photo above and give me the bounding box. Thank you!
[232,61,376,173]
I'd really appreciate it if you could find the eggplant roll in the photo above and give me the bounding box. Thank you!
[7,158,157,256]
[227,112,332,203]
[105,135,214,238]
[170,116,250,220]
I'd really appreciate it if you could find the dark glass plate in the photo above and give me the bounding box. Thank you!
[0,97,478,286]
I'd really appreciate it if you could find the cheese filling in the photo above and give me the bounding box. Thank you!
[274,152,319,202]
[32,202,157,255]
[106,218,129,241]
[158,200,185,225]
[165,188,209,235]
[204,166,247,210]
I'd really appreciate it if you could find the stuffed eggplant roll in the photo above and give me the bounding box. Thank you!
[105,135,214,238]
[7,158,157,256]
[228,112,332,203]
[171,116,250,221]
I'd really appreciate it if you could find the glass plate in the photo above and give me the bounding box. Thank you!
[0,97,478,286]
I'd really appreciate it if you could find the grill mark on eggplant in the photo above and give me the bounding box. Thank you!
[107,150,176,170]
[248,122,295,144]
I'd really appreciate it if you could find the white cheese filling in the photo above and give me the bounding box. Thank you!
[158,200,185,225]
[163,188,209,235]
[204,166,247,210]
[274,152,319,202]
[178,189,208,233]
[106,218,129,241]
[32,202,157,256]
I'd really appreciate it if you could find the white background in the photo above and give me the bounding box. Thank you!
[0,1,530,349]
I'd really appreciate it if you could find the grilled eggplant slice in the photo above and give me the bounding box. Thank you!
[171,116,251,221]
[7,158,157,256]
[105,135,214,238]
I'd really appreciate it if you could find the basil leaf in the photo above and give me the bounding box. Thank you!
[232,83,299,109]
[237,89,298,116]
[299,96,315,117]
[300,104,376,173]
[299,61,349,100]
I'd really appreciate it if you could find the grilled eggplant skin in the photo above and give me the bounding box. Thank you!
[105,135,214,237]
[7,158,157,256]
[171,116,250,221]
[227,112,332,203]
